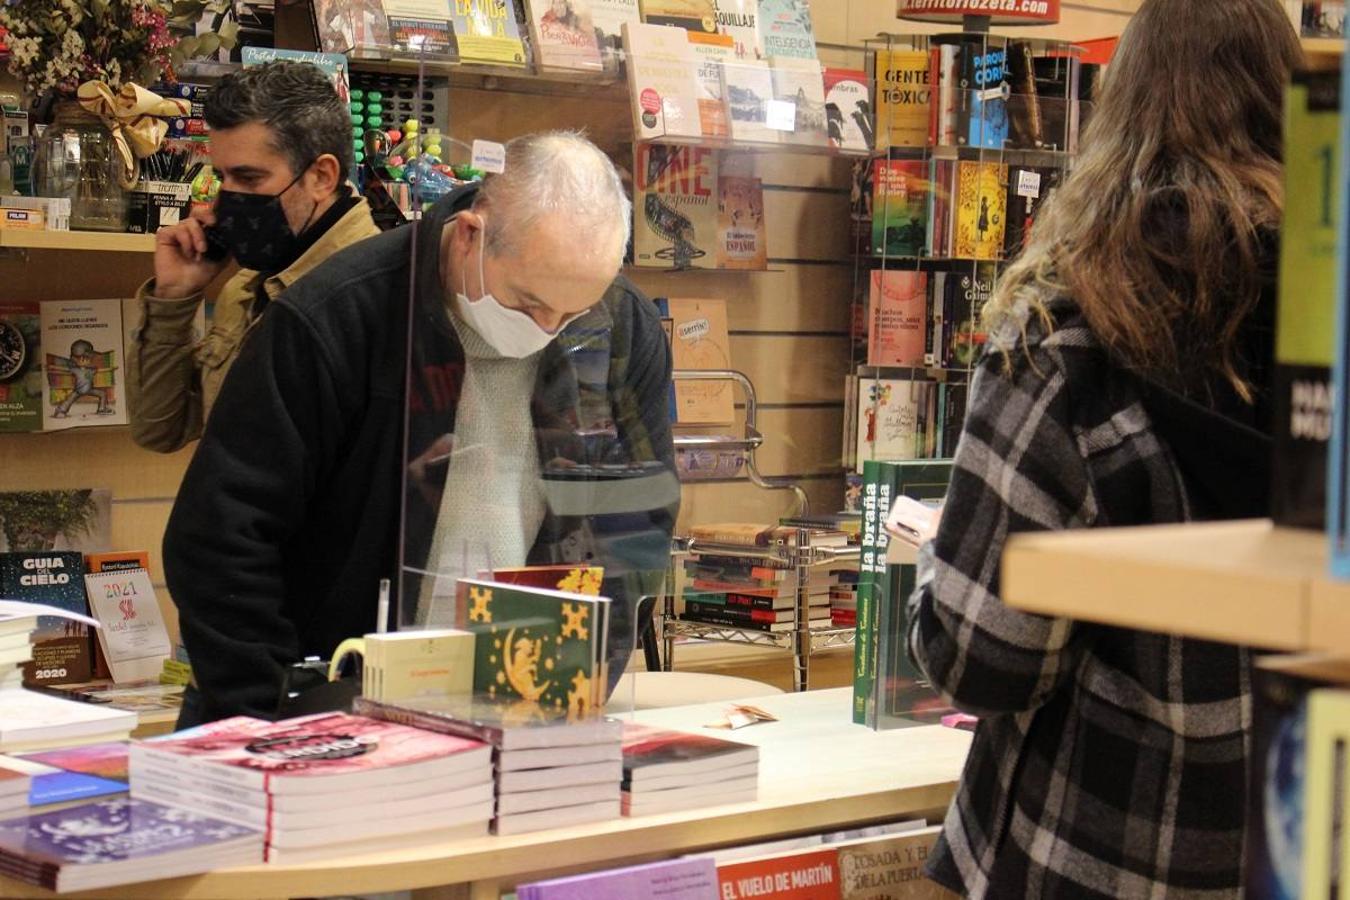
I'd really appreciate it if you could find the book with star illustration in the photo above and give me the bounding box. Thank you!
[481,566,605,596]
[454,578,611,717]
[0,797,261,893]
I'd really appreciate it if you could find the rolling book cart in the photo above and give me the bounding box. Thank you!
[664,369,860,691]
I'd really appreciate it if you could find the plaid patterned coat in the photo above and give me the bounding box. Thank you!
[907,298,1254,899]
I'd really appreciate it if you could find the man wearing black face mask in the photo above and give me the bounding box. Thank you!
[126,61,380,454]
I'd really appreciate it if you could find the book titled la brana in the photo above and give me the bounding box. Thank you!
[633,144,719,269]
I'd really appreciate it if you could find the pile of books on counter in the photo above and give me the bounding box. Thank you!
[0,690,137,754]
[680,523,853,633]
[129,712,494,863]
[620,724,758,817]
[0,797,261,892]
[356,696,623,835]
[0,761,28,819]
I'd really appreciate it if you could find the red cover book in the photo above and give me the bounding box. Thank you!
[822,67,872,153]
[131,713,490,795]
[621,723,758,785]
[867,270,928,367]
[480,565,604,596]
[717,847,841,900]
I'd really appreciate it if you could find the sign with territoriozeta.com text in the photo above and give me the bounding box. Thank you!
[897,0,1060,25]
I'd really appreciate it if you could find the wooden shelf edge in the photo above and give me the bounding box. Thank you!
[0,229,156,253]
[1001,519,1348,651]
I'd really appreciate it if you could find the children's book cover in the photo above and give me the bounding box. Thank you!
[716,175,766,270]
[875,49,930,149]
[454,578,610,716]
[39,300,126,431]
[871,160,929,258]
[952,161,1007,260]
[0,301,40,433]
[855,379,935,471]
[634,144,719,269]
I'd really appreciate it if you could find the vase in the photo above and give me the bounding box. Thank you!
[34,101,129,232]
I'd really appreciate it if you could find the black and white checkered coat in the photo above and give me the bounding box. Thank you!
[908,298,1250,899]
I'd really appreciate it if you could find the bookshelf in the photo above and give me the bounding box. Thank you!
[0,230,156,253]
[1301,36,1345,57]
[1001,519,1350,652]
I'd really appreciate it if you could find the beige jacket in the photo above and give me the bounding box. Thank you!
[126,197,381,453]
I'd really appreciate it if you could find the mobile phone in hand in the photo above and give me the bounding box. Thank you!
[885,495,941,548]
[202,224,230,262]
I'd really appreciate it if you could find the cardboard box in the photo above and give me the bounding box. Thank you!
[127,181,191,233]
[0,208,44,230]
[0,196,69,231]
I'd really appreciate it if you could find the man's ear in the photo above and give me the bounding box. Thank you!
[452,210,485,254]
[308,153,344,200]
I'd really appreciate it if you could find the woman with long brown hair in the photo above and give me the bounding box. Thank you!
[906,0,1302,896]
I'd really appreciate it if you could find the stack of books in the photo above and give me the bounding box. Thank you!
[831,572,860,628]
[0,611,33,691]
[356,696,624,836]
[0,760,30,818]
[681,524,852,633]
[128,712,493,863]
[620,724,758,817]
[0,690,137,754]
[0,797,261,892]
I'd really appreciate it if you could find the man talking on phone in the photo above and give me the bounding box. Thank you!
[127,61,379,453]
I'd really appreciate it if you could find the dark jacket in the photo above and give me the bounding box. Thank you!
[164,184,678,724]
[907,293,1272,899]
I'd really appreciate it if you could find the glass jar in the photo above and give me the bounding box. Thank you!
[34,102,129,232]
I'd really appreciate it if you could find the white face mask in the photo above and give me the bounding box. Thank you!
[453,216,572,359]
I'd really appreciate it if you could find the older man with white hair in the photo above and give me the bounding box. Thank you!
[163,132,678,726]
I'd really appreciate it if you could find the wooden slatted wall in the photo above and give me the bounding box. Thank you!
[0,1,1141,648]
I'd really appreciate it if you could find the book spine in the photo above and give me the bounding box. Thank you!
[685,600,777,624]
[681,608,780,632]
[853,460,882,724]
[351,698,498,746]
[927,46,941,146]
[128,743,264,791]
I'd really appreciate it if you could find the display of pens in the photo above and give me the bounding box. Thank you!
[139,148,200,183]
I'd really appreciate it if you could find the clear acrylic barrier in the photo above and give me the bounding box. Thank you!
[386,48,677,722]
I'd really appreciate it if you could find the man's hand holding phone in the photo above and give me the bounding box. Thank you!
[153,206,230,300]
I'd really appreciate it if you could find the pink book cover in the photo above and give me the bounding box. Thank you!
[136,713,486,783]
[866,270,928,367]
